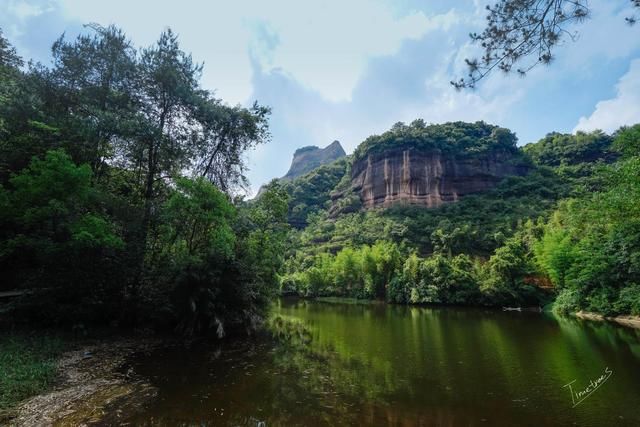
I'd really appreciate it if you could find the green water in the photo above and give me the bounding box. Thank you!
[125,299,640,426]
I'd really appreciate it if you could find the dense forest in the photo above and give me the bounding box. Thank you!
[278,122,640,316]
[0,26,289,336]
[1,24,639,340]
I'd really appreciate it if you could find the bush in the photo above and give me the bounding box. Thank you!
[552,288,581,315]
[613,285,640,316]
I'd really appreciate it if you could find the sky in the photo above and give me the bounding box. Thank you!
[1,0,639,195]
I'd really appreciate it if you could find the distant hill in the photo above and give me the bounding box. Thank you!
[283,140,346,180]
[280,121,604,254]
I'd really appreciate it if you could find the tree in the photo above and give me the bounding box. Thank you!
[0,26,278,334]
[0,150,124,323]
[452,0,640,89]
[193,101,271,194]
[0,28,25,167]
[523,131,614,167]
[154,177,236,336]
[430,219,474,258]
[48,24,138,177]
[533,126,640,315]
[613,124,640,158]
[0,28,22,69]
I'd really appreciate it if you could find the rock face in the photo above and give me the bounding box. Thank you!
[351,148,529,209]
[283,141,346,180]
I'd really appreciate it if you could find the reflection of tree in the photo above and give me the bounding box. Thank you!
[268,316,393,410]
[120,303,640,426]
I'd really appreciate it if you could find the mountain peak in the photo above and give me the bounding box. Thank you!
[283,140,346,180]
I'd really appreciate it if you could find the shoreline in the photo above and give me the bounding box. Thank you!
[288,296,640,329]
[574,311,640,329]
[5,336,164,426]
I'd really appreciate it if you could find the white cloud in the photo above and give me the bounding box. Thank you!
[561,0,640,67]
[252,4,458,102]
[2,0,53,39]
[6,0,50,20]
[574,59,640,133]
[57,0,459,104]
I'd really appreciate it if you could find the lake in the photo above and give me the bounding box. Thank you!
[124,298,640,426]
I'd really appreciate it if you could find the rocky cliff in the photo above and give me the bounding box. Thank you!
[351,148,529,209]
[283,140,346,180]
[327,121,531,210]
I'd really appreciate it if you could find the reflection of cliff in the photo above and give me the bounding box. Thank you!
[351,148,529,209]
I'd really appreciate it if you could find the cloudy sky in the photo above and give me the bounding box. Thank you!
[2,0,639,194]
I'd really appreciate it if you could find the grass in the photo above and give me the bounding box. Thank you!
[0,332,65,414]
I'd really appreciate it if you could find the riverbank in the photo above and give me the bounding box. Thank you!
[288,295,640,329]
[1,334,163,426]
[574,311,640,329]
[0,334,64,418]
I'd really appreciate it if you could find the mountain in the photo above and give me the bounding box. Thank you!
[280,121,537,231]
[348,122,530,209]
[283,140,346,180]
[278,120,640,319]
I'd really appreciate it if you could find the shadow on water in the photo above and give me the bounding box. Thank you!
[118,299,640,426]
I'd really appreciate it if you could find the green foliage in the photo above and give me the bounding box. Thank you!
[137,179,289,336]
[236,181,290,305]
[479,225,543,305]
[284,121,640,314]
[393,254,481,304]
[613,124,640,158]
[290,210,408,259]
[0,150,125,323]
[0,333,64,413]
[284,238,543,306]
[613,285,640,316]
[0,26,280,336]
[0,29,23,139]
[283,241,402,299]
[363,167,563,256]
[551,288,581,315]
[536,130,640,316]
[280,157,349,227]
[523,131,615,167]
[353,120,521,162]
[147,177,236,335]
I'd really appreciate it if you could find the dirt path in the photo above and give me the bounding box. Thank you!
[8,338,162,426]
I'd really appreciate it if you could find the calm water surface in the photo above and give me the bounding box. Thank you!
[124,299,640,426]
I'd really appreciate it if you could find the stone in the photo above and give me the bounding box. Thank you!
[351,147,529,209]
[283,140,346,180]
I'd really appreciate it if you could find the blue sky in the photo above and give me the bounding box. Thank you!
[1,0,639,194]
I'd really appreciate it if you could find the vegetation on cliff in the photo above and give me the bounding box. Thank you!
[352,120,522,162]
[279,157,350,228]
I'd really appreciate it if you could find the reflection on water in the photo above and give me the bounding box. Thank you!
[123,298,640,426]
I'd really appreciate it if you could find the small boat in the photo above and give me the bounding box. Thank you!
[502,306,522,312]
